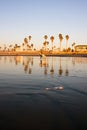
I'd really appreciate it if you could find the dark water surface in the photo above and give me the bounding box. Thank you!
[0,56,87,130]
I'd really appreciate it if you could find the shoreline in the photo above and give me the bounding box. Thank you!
[0,51,87,57]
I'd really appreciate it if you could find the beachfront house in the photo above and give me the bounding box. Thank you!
[75,45,87,52]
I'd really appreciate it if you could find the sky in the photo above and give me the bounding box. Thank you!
[0,0,87,49]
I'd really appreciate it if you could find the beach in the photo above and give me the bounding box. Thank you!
[0,51,87,57]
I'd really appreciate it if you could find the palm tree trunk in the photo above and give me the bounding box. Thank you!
[66,41,68,50]
[60,41,62,51]
[52,42,53,51]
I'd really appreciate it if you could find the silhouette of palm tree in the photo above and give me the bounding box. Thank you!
[24,38,28,44]
[28,35,32,45]
[43,35,49,50]
[72,42,76,51]
[31,44,34,50]
[59,34,63,51]
[24,38,28,50]
[50,36,54,51]
[44,35,48,42]
[0,47,1,51]
[65,35,69,50]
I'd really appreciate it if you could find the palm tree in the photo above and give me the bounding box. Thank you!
[0,46,1,51]
[4,44,7,51]
[43,41,49,50]
[43,41,47,50]
[72,42,76,51]
[44,35,48,42]
[59,34,63,51]
[31,44,34,50]
[9,45,12,51]
[65,35,69,51]
[28,35,32,45]
[43,35,48,50]
[50,36,54,51]
[24,38,28,51]
[22,43,25,51]
[24,38,28,45]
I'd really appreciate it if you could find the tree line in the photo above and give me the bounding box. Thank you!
[0,34,72,52]
[23,34,69,51]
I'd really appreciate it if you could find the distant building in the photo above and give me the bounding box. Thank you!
[75,45,87,52]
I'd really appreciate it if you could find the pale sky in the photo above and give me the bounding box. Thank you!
[0,0,87,49]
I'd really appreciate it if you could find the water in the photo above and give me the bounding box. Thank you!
[0,56,87,130]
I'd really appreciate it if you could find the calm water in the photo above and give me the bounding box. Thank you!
[0,56,87,130]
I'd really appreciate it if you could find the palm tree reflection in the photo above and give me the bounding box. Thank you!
[28,68,32,74]
[9,56,13,63]
[39,57,48,75]
[4,56,7,64]
[58,57,63,76]
[40,58,47,67]
[0,56,71,76]
[44,67,48,75]
[23,57,33,74]
[14,56,33,74]
[65,58,69,76]
[24,64,28,73]
[31,57,33,66]
[14,56,23,65]
[50,57,54,75]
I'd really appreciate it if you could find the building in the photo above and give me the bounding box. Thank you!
[75,45,87,52]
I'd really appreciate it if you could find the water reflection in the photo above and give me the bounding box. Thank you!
[40,57,49,75]
[0,56,87,130]
[0,56,87,76]
[58,57,63,76]
[22,57,33,74]
[65,58,69,76]
[14,56,32,74]
[50,57,54,75]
